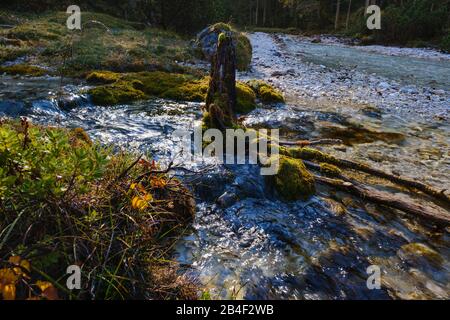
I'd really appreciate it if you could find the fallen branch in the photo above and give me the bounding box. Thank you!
[279,139,343,147]
[286,147,450,205]
[314,175,450,226]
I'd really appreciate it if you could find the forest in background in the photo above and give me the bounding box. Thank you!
[1,0,449,50]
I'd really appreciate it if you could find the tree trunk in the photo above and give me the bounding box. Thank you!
[256,0,259,26]
[346,0,352,30]
[335,0,341,30]
[263,0,267,26]
[204,33,237,130]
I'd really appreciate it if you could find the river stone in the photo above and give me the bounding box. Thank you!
[196,26,221,61]
[216,191,239,208]
[57,94,88,111]
[195,24,252,71]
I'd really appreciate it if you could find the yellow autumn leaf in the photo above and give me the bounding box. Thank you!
[2,284,16,300]
[7,256,30,278]
[36,280,53,292]
[0,268,19,285]
[20,259,31,273]
[42,286,59,300]
[144,193,153,202]
[131,196,150,211]
[8,256,21,265]
[151,177,167,189]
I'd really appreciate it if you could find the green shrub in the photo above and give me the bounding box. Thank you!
[0,120,197,300]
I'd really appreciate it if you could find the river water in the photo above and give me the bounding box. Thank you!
[1,33,449,299]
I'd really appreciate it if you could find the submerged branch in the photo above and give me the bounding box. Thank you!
[278,139,343,146]
[285,147,450,205]
[314,175,450,226]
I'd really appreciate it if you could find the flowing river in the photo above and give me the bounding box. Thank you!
[1,33,449,299]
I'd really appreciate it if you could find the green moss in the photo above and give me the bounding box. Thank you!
[88,80,146,105]
[259,85,284,103]
[236,82,257,113]
[287,147,338,164]
[86,71,259,110]
[218,32,227,44]
[235,34,252,71]
[125,71,193,96]
[247,80,285,104]
[86,71,121,84]
[162,78,209,101]
[269,156,316,201]
[0,64,47,76]
[319,163,342,177]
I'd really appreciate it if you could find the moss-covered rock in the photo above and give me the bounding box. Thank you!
[87,71,257,111]
[236,82,257,113]
[86,71,121,84]
[0,64,47,76]
[269,156,316,201]
[247,80,285,104]
[196,23,253,71]
[125,71,193,96]
[235,34,253,71]
[161,78,209,101]
[88,80,146,105]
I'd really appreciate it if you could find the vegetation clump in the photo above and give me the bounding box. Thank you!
[235,82,257,113]
[86,70,121,84]
[287,147,338,165]
[88,80,146,105]
[0,11,196,77]
[87,71,259,111]
[319,163,342,177]
[247,80,285,104]
[0,119,197,300]
[0,64,47,76]
[268,156,316,201]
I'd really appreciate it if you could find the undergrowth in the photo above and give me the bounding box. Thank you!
[0,119,197,300]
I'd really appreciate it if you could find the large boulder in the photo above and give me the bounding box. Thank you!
[196,23,252,71]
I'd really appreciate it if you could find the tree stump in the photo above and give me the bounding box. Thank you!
[204,32,237,130]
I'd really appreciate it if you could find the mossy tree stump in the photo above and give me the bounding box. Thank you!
[204,32,238,130]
